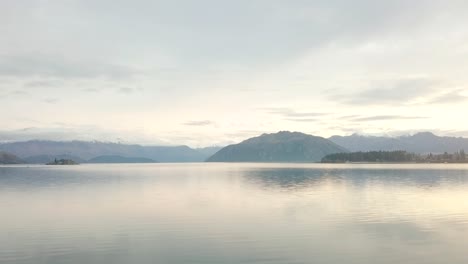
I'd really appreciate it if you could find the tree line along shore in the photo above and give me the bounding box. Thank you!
[321,150,467,163]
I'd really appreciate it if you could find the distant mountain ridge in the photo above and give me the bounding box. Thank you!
[87,155,156,163]
[329,132,468,154]
[0,140,222,163]
[207,131,347,162]
[2,132,467,164]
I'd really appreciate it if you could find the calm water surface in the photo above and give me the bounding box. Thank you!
[1,163,468,264]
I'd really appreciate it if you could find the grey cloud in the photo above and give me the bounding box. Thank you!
[428,89,468,104]
[43,98,59,104]
[346,115,428,122]
[0,89,29,99]
[24,80,61,88]
[82,88,100,93]
[0,54,137,79]
[223,130,267,143]
[330,78,439,105]
[0,127,84,143]
[326,125,363,134]
[3,1,464,68]
[262,107,328,118]
[10,90,28,95]
[285,118,319,123]
[0,127,168,145]
[224,130,265,137]
[1,1,468,146]
[118,87,143,94]
[262,107,327,123]
[439,130,468,138]
[339,115,360,120]
[183,120,214,126]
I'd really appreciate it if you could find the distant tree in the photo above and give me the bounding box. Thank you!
[461,150,466,161]
[443,152,449,160]
[322,151,417,163]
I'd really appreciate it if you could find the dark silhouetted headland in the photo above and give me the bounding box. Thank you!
[207,131,348,162]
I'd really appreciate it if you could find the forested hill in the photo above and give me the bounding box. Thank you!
[322,150,467,163]
[207,131,347,162]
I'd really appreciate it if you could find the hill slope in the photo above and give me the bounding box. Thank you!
[329,132,468,154]
[0,151,24,164]
[207,131,348,162]
[0,141,216,162]
[87,155,157,163]
[24,154,85,164]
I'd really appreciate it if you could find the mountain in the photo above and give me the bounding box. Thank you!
[24,154,85,164]
[87,155,157,163]
[329,134,406,152]
[0,151,24,164]
[194,146,223,157]
[0,140,216,162]
[329,132,468,154]
[207,131,348,162]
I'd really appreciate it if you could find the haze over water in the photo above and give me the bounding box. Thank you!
[2,163,468,264]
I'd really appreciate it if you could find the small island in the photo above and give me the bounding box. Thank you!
[46,158,79,165]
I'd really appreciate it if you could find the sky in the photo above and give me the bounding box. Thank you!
[1,0,468,147]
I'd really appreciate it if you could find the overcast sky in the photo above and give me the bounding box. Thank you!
[1,0,468,146]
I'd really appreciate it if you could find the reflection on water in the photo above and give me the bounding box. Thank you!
[1,163,468,264]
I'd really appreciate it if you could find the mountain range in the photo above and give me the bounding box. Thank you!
[328,132,468,154]
[1,131,468,164]
[0,140,221,163]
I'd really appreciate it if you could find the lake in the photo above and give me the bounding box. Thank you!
[1,163,468,264]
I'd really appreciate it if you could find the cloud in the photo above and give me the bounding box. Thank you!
[262,107,328,118]
[260,107,328,123]
[284,118,319,123]
[439,130,468,138]
[427,89,468,104]
[0,126,169,145]
[118,87,143,94]
[43,98,59,104]
[348,115,428,122]
[222,130,268,144]
[1,1,468,145]
[24,80,61,88]
[326,125,363,134]
[0,89,29,99]
[3,0,460,71]
[10,89,28,95]
[81,88,100,93]
[0,54,137,79]
[330,78,440,105]
[182,120,214,126]
[339,115,360,120]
